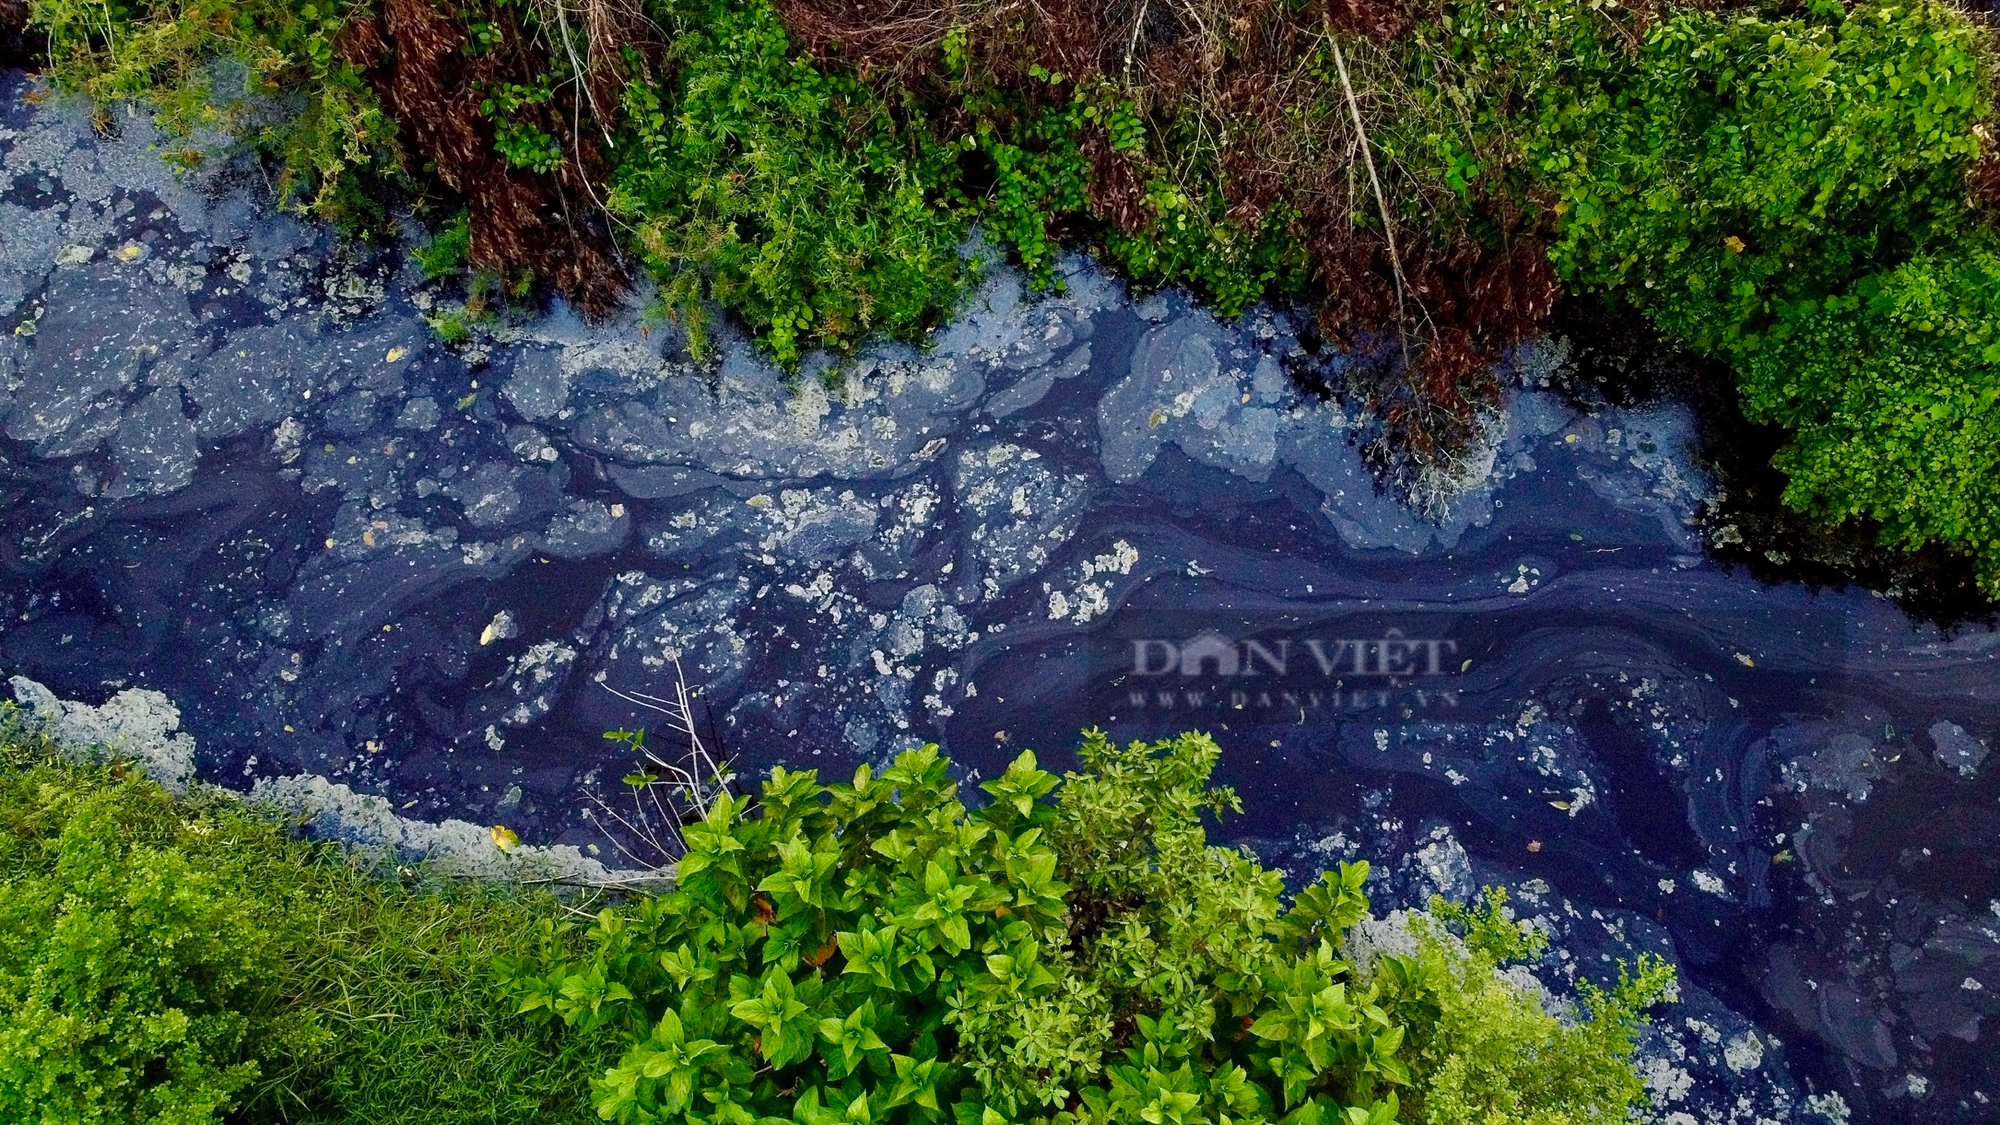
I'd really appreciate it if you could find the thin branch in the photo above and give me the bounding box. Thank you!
[1123,0,1150,85]
[583,658,733,871]
[1327,27,1411,365]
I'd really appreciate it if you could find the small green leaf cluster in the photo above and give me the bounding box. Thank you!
[509,730,1673,1125]
[481,78,565,175]
[1097,186,1306,321]
[412,211,474,281]
[947,52,1312,318]
[962,97,1094,293]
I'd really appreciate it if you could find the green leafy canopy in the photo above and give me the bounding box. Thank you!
[1452,0,2000,590]
[506,730,1674,1125]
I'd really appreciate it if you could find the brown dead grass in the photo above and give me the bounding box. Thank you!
[772,0,1554,469]
[338,0,641,318]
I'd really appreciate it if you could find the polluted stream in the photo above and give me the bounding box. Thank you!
[4,72,1999,1125]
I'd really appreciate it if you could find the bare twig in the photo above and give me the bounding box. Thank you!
[1327,25,1411,364]
[582,658,734,871]
[1123,0,1149,84]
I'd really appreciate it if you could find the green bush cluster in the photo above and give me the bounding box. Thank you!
[1452,0,2000,588]
[1740,243,2000,581]
[0,756,298,1123]
[0,706,1671,1124]
[506,730,1672,1125]
[0,722,612,1125]
[609,0,973,363]
[601,0,1305,361]
[1526,0,1986,348]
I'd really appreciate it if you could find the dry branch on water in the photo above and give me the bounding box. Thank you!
[583,659,735,870]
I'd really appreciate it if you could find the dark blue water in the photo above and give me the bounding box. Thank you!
[3,69,1997,1124]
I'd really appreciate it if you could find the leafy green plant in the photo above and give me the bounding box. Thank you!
[413,212,474,281]
[29,0,401,221]
[1743,240,2000,590]
[481,78,566,175]
[1518,0,1988,351]
[0,759,302,1124]
[1412,0,2000,590]
[425,306,474,344]
[507,730,1672,1125]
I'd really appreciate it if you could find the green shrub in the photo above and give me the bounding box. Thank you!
[951,62,1309,316]
[958,75,1097,294]
[1518,0,1988,350]
[1743,241,2000,589]
[1441,0,2000,590]
[506,730,1671,1125]
[0,721,612,1125]
[611,0,974,363]
[0,758,303,1124]
[1097,181,1307,321]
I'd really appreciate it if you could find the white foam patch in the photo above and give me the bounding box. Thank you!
[10,674,196,794]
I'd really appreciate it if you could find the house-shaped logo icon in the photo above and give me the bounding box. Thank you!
[1178,631,1239,676]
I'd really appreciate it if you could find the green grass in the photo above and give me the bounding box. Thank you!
[254,874,613,1124]
[0,711,616,1125]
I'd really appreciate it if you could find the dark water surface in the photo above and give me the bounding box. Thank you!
[3,72,1998,1124]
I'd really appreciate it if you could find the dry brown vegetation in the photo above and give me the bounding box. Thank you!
[774,0,1558,473]
[336,0,644,317]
